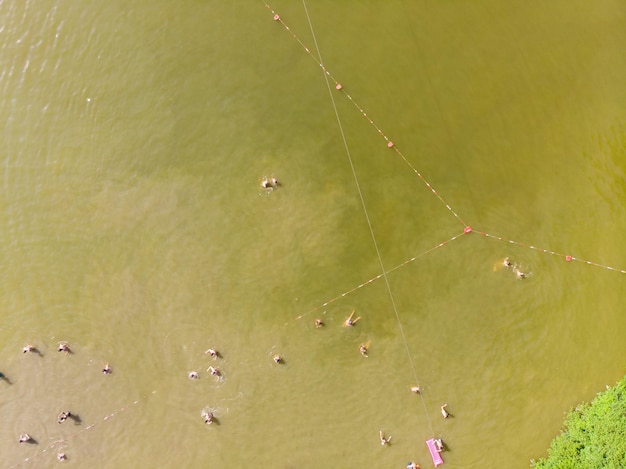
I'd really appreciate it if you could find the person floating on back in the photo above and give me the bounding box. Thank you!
[434,438,444,452]
[344,310,361,327]
[441,404,449,418]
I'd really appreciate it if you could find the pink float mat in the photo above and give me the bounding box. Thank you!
[426,439,444,467]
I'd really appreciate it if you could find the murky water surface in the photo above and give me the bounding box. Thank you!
[1,1,625,467]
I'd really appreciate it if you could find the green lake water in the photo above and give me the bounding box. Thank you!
[1,1,625,468]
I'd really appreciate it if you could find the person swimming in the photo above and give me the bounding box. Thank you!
[379,430,391,446]
[261,177,280,190]
[410,385,421,393]
[441,404,449,418]
[57,411,72,424]
[273,354,283,364]
[514,268,528,279]
[315,318,324,328]
[205,348,219,359]
[102,363,112,374]
[188,371,199,380]
[201,410,215,425]
[207,366,221,377]
[344,310,361,327]
[58,342,71,354]
[19,433,32,443]
[359,344,368,357]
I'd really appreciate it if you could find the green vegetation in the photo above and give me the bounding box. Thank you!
[532,376,626,468]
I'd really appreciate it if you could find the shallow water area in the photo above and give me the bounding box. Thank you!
[1,1,626,468]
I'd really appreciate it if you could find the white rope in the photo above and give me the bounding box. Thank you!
[301,0,435,437]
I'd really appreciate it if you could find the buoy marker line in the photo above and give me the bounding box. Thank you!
[300,0,435,437]
[264,3,626,277]
[264,2,466,228]
[478,230,626,273]
[294,231,465,321]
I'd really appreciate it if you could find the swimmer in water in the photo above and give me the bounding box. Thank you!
[19,433,32,443]
[57,452,67,461]
[207,366,221,377]
[58,342,71,354]
[379,430,391,446]
[410,385,421,393]
[261,177,280,190]
[359,344,368,357]
[205,348,219,359]
[57,411,72,424]
[273,354,283,364]
[102,363,112,374]
[407,463,420,469]
[22,344,39,354]
[315,318,324,328]
[494,256,514,272]
[441,404,449,418]
[514,268,528,279]
[344,310,361,327]
[188,371,199,380]
[201,410,215,424]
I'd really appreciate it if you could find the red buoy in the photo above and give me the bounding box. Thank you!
[335,83,342,90]
[387,141,394,148]
[464,226,472,234]
[565,255,572,262]
[273,14,280,21]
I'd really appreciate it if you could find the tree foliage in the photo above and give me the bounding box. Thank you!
[532,376,626,468]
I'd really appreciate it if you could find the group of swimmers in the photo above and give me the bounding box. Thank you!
[11,341,113,462]
[187,345,289,426]
[315,310,371,358]
[12,342,112,461]
[314,309,450,465]
[503,257,529,279]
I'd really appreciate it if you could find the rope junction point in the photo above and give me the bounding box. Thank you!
[265,0,626,453]
[263,1,626,276]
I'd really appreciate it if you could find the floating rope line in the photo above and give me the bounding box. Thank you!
[264,3,626,277]
[477,230,626,274]
[300,0,435,437]
[10,393,151,468]
[264,2,466,228]
[294,230,466,322]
